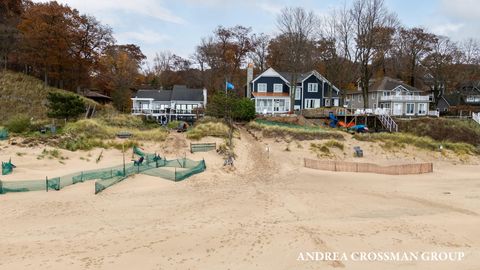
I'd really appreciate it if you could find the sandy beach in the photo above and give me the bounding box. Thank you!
[1,130,479,270]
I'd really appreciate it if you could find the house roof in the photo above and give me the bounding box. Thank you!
[370,77,420,92]
[277,72,308,83]
[171,85,204,101]
[81,89,112,100]
[442,94,461,106]
[345,77,421,94]
[134,89,172,101]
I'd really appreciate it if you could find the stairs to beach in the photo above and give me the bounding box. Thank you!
[377,113,398,132]
[473,112,480,125]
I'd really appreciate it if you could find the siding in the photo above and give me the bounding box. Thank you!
[302,75,323,100]
[252,76,289,94]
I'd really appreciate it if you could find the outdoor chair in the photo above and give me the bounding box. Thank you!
[133,156,144,166]
[354,146,363,158]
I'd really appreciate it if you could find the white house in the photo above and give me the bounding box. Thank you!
[131,85,207,123]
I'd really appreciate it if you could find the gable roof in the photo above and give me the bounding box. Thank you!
[251,67,290,84]
[171,85,204,101]
[134,89,172,101]
[370,77,420,92]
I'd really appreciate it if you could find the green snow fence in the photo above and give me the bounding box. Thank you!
[0,129,8,140]
[0,157,206,195]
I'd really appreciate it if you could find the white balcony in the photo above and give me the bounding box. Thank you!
[380,95,430,102]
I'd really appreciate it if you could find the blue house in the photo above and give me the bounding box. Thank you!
[249,67,340,114]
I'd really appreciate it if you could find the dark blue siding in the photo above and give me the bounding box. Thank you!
[252,77,289,94]
[302,75,324,100]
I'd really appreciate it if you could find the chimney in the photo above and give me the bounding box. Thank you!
[203,88,208,108]
[246,63,254,98]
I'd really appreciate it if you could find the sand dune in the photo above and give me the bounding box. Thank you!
[0,130,479,269]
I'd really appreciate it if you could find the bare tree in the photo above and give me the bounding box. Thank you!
[276,7,317,111]
[351,0,397,109]
[249,33,270,71]
[396,27,437,87]
[459,38,480,65]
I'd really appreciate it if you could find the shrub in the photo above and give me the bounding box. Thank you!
[5,114,32,133]
[167,120,181,129]
[233,98,255,121]
[46,92,86,120]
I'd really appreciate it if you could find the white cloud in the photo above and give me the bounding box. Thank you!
[440,0,479,20]
[32,0,186,25]
[115,30,171,45]
[430,22,464,37]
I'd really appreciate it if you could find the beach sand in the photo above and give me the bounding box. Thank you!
[0,130,479,269]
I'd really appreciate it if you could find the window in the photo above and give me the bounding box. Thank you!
[325,99,331,107]
[305,99,320,109]
[307,83,318,92]
[257,83,267,92]
[372,93,376,99]
[357,95,362,102]
[406,103,415,115]
[383,91,391,97]
[418,103,427,115]
[273,84,283,93]
[295,87,301,100]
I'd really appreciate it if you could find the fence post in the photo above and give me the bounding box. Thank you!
[45,176,48,192]
[81,171,84,183]
[0,180,3,194]
[174,167,177,182]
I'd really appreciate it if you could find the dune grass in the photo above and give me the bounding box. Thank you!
[397,118,480,146]
[354,132,479,156]
[186,121,230,140]
[0,71,98,123]
[247,120,343,141]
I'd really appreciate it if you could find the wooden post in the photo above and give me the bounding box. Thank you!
[45,176,48,192]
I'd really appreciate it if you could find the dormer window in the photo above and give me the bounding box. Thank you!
[273,84,283,93]
[257,83,267,92]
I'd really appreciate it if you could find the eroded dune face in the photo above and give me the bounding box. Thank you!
[0,129,479,270]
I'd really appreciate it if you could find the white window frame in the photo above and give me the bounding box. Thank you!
[305,99,320,109]
[383,91,391,97]
[357,95,361,102]
[418,103,427,115]
[406,103,415,115]
[273,84,283,93]
[257,83,267,92]
[307,83,318,92]
[295,87,301,100]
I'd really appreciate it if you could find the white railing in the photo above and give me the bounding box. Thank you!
[380,95,430,102]
[378,113,398,132]
[131,108,204,115]
[354,108,391,115]
[473,112,480,125]
[428,110,440,117]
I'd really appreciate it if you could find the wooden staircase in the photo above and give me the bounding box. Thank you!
[378,113,398,132]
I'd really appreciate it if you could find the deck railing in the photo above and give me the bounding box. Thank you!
[473,112,480,125]
[380,95,430,102]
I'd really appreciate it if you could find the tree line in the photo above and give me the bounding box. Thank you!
[2,0,480,111]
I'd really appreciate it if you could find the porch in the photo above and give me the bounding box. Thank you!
[255,97,291,114]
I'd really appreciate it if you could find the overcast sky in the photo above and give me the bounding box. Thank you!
[33,0,480,66]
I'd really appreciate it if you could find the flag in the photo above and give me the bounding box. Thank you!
[226,82,235,90]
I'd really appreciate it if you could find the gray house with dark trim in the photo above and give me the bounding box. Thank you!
[249,67,340,114]
[131,85,207,123]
